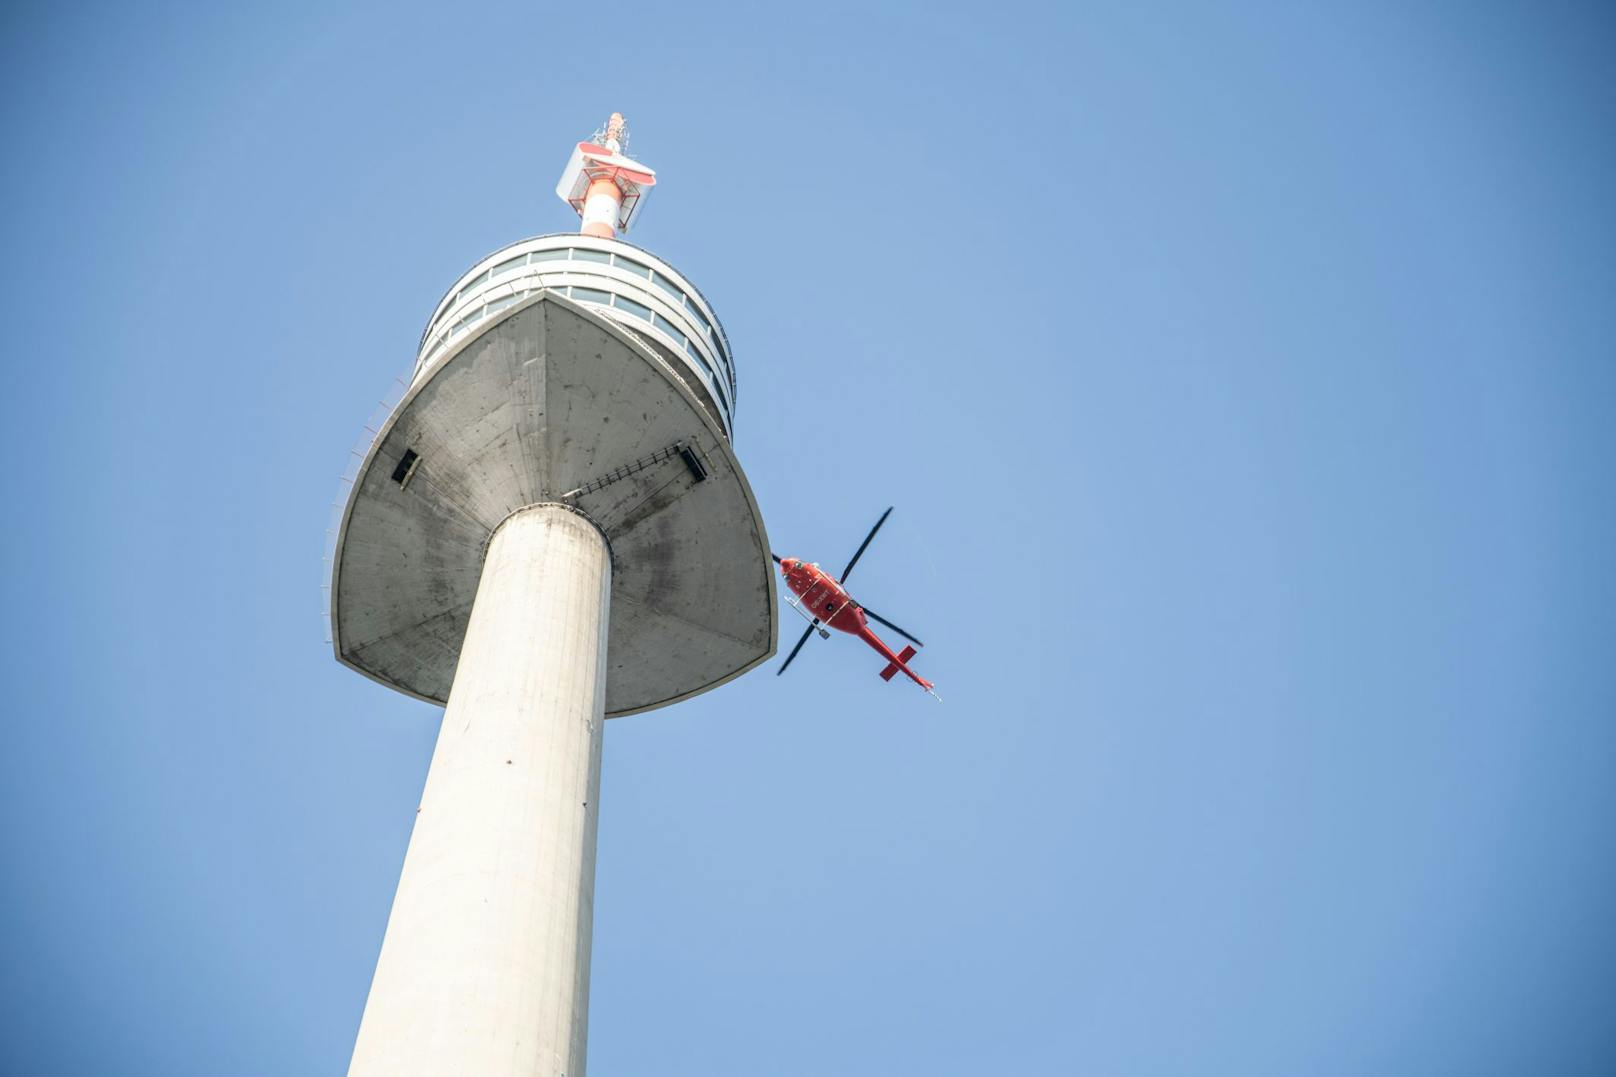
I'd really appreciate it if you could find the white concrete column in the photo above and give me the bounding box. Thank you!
[349,504,611,1077]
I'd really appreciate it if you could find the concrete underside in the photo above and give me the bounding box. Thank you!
[349,505,609,1077]
[330,292,776,715]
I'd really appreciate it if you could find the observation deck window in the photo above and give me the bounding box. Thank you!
[614,295,652,322]
[652,312,685,345]
[614,254,650,278]
[492,254,526,278]
[570,286,610,305]
[651,271,684,304]
[683,338,714,379]
[573,248,612,265]
[705,359,730,409]
[685,302,714,338]
[457,270,490,303]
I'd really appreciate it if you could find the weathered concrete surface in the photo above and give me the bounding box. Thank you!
[348,505,609,1077]
[330,292,775,715]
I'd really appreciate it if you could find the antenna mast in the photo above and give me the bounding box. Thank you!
[555,112,657,238]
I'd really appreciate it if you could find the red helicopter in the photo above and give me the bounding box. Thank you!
[773,507,940,701]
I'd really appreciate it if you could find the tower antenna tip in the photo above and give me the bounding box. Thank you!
[557,112,655,237]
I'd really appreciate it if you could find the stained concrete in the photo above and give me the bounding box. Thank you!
[348,505,609,1077]
[330,292,776,715]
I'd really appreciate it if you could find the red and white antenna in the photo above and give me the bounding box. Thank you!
[555,112,656,238]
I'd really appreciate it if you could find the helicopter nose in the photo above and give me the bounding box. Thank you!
[779,558,797,573]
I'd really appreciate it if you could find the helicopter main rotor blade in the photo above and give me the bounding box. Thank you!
[771,552,782,563]
[777,621,819,675]
[859,606,925,648]
[839,506,893,583]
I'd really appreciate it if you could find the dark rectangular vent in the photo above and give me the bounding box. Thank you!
[679,446,708,483]
[391,449,420,485]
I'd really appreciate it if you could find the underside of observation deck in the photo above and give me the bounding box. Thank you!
[329,292,776,716]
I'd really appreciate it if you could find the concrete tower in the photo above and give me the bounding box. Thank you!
[330,114,776,1077]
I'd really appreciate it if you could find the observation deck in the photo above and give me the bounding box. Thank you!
[416,235,736,438]
[329,113,774,716]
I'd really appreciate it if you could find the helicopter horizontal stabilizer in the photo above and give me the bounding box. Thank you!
[879,645,918,682]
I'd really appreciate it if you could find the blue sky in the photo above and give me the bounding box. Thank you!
[2,2,1613,1073]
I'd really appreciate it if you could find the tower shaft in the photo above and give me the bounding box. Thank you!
[349,504,611,1077]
